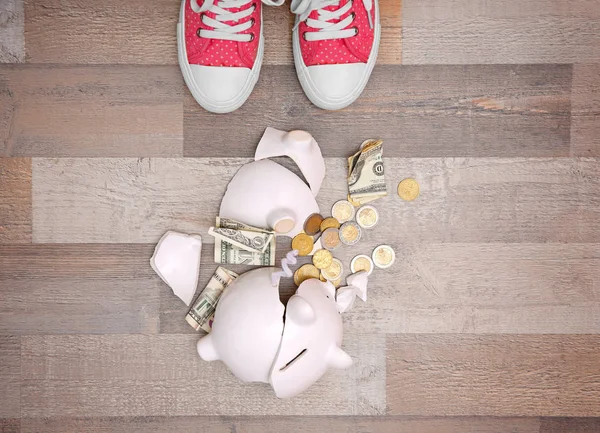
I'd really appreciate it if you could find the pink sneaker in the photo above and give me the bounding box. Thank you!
[178,0,284,113]
[291,0,380,110]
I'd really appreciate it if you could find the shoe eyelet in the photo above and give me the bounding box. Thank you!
[352,26,359,36]
[302,32,308,41]
[350,12,356,20]
[249,33,255,42]
[196,28,202,37]
[250,17,255,26]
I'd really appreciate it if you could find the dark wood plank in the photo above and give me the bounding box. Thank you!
[0,419,20,433]
[24,0,401,65]
[571,64,600,156]
[184,64,572,158]
[32,158,600,244]
[0,157,30,243]
[387,335,600,417]
[0,0,24,63]
[0,336,20,418]
[0,65,183,157]
[540,418,600,433]
[0,244,160,334]
[20,334,386,417]
[402,0,600,64]
[20,416,541,433]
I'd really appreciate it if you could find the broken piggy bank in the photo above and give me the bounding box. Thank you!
[219,128,325,237]
[196,267,353,398]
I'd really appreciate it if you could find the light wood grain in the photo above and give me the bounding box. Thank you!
[0,244,160,334]
[0,157,30,243]
[540,418,600,433]
[571,64,600,156]
[20,334,386,417]
[32,157,600,243]
[0,65,183,157]
[0,0,23,63]
[20,416,542,433]
[402,0,600,64]
[24,0,401,65]
[387,334,600,417]
[184,64,571,158]
[0,336,20,418]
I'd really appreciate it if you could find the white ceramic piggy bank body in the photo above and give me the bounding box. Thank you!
[196,267,353,398]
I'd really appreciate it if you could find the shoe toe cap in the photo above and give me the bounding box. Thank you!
[305,63,367,106]
[187,65,252,111]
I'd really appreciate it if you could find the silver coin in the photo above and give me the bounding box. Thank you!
[339,221,362,246]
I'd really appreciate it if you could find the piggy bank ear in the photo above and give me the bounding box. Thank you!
[328,346,353,369]
[287,295,316,325]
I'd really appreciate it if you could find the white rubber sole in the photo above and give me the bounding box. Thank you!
[292,2,381,111]
[177,2,263,114]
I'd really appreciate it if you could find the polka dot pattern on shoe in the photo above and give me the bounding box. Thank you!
[184,0,261,68]
[298,0,376,67]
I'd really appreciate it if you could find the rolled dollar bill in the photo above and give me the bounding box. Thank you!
[213,217,276,265]
[216,217,271,233]
[348,139,387,205]
[186,266,239,332]
[208,226,273,254]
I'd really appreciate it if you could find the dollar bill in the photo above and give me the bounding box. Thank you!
[347,139,387,205]
[208,226,273,254]
[186,266,239,332]
[213,217,276,265]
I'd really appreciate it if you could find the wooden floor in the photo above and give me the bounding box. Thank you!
[1,0,600,431]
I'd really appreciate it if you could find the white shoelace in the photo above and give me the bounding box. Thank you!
[191,0,284,42]
[291,0,373,42]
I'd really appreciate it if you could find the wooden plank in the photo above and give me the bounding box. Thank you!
[0,244,160,334]
[0,336,20,418]
[540,418,600,433]
[20,416,541,433]
[0,0,24,63]
[184,64,572,158]
[387,335,600,417]
[0,419,20,433]
[0,157,31,243]
[571,64,600,156]
[24,0,401,65]
[0,65,183,157]
[32,157,600,244]
[401,0,600,64]
[20,334,386,417]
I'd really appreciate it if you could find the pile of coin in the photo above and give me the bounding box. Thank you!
[291,199,395,288]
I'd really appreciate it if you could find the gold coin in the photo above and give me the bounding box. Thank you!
[356,205,379,229]
[350,254,374,276]
[293,264,321,286]
[304,213,324,236]
[339,221,362,246]
[331,200,356,223]
[321,227,341,251]
[319,273,327,282]
[291,233,314,256]
[320,217,341,232]
[332,276,343,288]
[321,258,343,281]
[312,249,333,270]
[372,245,396,269]
[397,178,420,201]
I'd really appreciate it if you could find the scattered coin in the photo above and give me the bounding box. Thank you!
[397,178,420,201]
[372,244,396,269]
[332,276,343,288]
[304,213,324,236]
[293,264,321,286]
[321,227,341,251]
[356,205,379,229]
[320,217,341,232]
[319,273,327,282]
[291,233,314,256]
[350,254,374,276]
[339,221,362,246]
[331,200,356,223]
[312,249,334,270]
[321,258,344,281]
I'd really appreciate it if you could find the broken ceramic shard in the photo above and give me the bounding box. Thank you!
[346,271,369,302]
[196,267,352,398]
[150,231,202,306]
[335,286,357,313]
[255,127,326,196]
